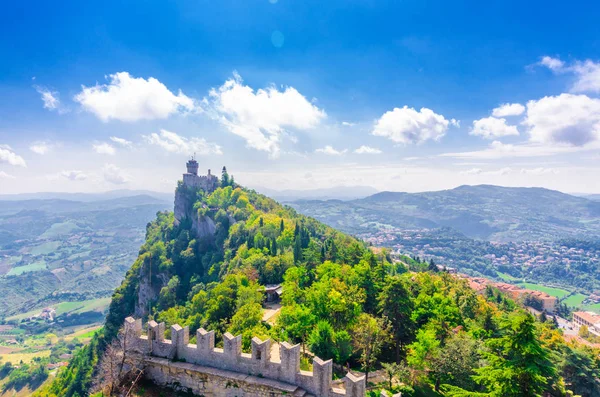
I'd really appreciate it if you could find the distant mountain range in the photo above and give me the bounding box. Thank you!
[254,185,379,201]
[0,194,171,216]
[290,185,600,242]
[0,189,173,203]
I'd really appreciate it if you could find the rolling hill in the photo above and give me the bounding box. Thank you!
[289,185,600,242]
[0,194,171,316]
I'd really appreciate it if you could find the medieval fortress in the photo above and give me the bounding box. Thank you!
[125,317,366,397]
[181,158,220,193]
[173,158,220,232]
[136,160,367,396]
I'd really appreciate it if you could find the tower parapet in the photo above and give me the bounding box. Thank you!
[186,158,199,175]
[124,317,366,397]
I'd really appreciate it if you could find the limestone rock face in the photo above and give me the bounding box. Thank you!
[173,187,192,225]
[135,269,168,318]
[194,215,217,239]
[174,186,218,240]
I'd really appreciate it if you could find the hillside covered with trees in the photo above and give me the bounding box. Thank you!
[33,177,600,397]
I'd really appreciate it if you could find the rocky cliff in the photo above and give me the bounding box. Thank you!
[174,184,217,240]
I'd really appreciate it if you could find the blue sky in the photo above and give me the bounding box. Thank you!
[1,0,600,194]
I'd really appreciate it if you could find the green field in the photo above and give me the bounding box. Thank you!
[67,250,91,260]
[563,293,587,307]
[0,349,51,365]
[518,283,570,299]
[55,298,112,316]
[39,221,80,239]
[496,271,521,282]
[5,255,22,265]
[6,260,47,276]
[71,325,103,339]
[582,303,600,312]
[29,241,61,256]
[6,297,112,322]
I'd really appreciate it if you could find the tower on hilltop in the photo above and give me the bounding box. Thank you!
[176,157,220,225]
[181,157,218,192]
[186,156,199,176]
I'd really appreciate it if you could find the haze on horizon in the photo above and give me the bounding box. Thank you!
[1,0,600,195]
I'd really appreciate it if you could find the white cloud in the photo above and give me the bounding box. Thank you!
[439,140,592,160]
[109,136,133,148]
[354,145,382,154]
[93,142,116,155]
[520,167,557,175]
[102,164,129,184]
[29,141,52,155]
[524,93,600,146]
[569,60,600,93]
[59,170,88,181]
[539,56,565,71]
[470,117,519,139]
[341,121,356,127]
[34,86,65,113]
[539,56,600,93]
[459,167,513,176]
[74,72,197,122]
[492,103,525,117]
[0,171,15,179]
[145,129,222,155]
[372,106,456,144]
[315,145,347,155]
[460,168,482,175]
[0,145,26,167]
[208,73,326,157]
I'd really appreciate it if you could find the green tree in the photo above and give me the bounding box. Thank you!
[333,330,353,365]
[228,303,266,350]
[430,332,480,391]
[560,345,600,397]
[473,313,556,397]
[352,313,391,383]
[309,321,336,360]
[378,277,415,362]
[428,259,439,272]
[276,304,316,353]
[157,275,180,310]
[407,327,440,381]
[381,362,410,390]
[221,166,230,186]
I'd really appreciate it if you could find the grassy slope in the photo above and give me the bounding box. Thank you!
[517,282,570,298]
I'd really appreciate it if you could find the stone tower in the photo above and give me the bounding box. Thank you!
[186,158,199,176]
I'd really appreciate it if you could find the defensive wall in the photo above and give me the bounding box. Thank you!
[125,317,366,397]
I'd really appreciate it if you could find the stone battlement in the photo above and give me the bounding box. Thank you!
[182,172,219,192]
[125,317,365,397]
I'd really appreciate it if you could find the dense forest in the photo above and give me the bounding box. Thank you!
[34,175,600,397]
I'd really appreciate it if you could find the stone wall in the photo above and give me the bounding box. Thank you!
[143,356,307,397]
[124,317,366,397]
[182,173,219,194]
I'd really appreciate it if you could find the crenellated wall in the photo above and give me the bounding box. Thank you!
[124,317,366,397]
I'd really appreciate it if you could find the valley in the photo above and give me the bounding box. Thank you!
[289,185,600,301]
